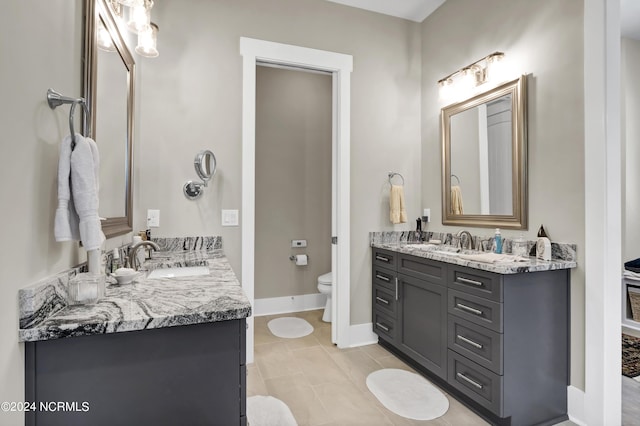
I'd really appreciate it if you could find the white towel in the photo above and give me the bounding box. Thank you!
[451,185,464,215]
[390,185,407,224]
[54,134,105,250]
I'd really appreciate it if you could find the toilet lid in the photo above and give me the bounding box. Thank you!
[318,272,332,285]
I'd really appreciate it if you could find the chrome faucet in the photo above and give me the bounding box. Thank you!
[456,230,475,250]
[128,240,160,271]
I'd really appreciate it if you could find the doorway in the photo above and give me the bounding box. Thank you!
[240,38,353,363]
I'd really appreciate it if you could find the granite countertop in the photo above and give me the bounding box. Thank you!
[372,242,577,274]
[19,249,251,342]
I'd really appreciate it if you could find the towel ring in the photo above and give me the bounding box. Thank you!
[47,88,89,150]
[451,174,461,185]
[388,171,405,186]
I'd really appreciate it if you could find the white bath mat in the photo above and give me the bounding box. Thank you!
[247,395,297,426]
[366,368,449,420]
[267,317,313,338]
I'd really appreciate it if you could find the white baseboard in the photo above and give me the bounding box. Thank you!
[348,323,378,347]
[254,293,326,316]
[567,385,586,426]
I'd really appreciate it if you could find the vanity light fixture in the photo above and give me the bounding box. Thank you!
[135,22,159,58]
[97,21,116,52]
[127,0,153,34]
[114,0,142,8]
[438,52,505,101]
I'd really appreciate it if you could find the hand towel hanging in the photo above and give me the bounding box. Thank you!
[390,185,407,224]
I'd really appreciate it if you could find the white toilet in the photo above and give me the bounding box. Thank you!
[317,272,333,322]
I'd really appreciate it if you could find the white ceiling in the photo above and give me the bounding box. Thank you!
[324,0,446,22]
[325,0,640,39]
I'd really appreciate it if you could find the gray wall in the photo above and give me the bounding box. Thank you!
[420,0,585,389]
[136,0,423,324]
[0,2,84,422]
[255,66,332,299]
[622,37,640,262]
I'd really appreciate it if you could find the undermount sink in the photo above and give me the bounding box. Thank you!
[147,266,210,279]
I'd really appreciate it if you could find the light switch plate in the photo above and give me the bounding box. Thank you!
[147,209,160,227]
[423,208,431,222]
[222,209,239,227]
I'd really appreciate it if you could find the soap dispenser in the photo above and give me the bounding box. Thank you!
[494,228,503,254]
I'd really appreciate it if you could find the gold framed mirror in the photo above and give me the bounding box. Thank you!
[441,75,527,229]
[83,0,135,238]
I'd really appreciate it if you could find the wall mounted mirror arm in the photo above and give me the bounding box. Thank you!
[184,150,217,200]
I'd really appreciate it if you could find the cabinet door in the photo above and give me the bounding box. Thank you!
[397,273,448,379]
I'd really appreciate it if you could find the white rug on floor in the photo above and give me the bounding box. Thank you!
[267,317,313,338]
[247,395,297,426]
[366,368,449,420]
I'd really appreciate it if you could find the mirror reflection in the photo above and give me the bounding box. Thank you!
[84,0,135,237]
[442,76,527,229]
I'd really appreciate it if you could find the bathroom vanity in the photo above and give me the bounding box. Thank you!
[372,244,575,426]
[19,248,251,426]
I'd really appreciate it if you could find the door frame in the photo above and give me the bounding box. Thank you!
[240,37,353,363]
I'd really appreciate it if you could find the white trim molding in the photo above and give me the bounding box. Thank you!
[254,293,327,317]
[567,386,586,426]
[240,37,353,363]
[583,0,622,423]
[348,323,378,348]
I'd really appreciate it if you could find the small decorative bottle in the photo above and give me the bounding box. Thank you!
[494,228,503,254]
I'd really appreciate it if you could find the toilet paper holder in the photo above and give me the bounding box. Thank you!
[289,255,310,261]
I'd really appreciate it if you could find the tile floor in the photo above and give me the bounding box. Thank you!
[248,309,577,426]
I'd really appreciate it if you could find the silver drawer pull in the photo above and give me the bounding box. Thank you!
[457,334,483,349]
[457,372,484,389]
[375,296,390,305]
[456,303,483,316]
[376,274,390,282]
[375,255,390,262]
[375,322,390,332]
[457,277,483,287]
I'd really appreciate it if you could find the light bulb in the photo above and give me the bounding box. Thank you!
[136,22,159,58]
[487,53,507,85]
[438,79,453,103]
[97,21,116,52]
[127,2,150,34]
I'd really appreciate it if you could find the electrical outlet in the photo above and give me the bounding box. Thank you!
[423,208,431,222]
[147,209,160,227]
[222,209,239,227]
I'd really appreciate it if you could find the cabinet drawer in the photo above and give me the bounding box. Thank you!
[373,285,397,318]
[373,265,396,293]
[448,316,503,375]
[398,254,446,285]
[373,248,397,269]
[448,266,503,302]
[448,350,503,415]
[448,289,503,333]
[373,311,396,341]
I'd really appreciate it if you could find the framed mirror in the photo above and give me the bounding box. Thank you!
[441,75,527,229]
[83,0,135,238]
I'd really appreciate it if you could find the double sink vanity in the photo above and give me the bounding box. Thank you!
[371,240,576,426]
[19,242,251,426]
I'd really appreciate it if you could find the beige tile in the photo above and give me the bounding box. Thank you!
[296,346,350,386]
[314,381,393,425]
[246,363,268,397]
[361,343,395,360]
[376,355,417,372]
[254,321,283,345]
[264,373,332,426]
[255,342,301,380]
[330,349,384,392]
[285,333,322,351]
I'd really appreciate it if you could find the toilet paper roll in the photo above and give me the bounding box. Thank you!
[294,254,308,266]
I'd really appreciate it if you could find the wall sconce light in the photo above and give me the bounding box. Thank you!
[135,22,159,58]
[438,52,505,102]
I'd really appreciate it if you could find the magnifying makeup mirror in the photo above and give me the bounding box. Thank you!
[184,150,217,200]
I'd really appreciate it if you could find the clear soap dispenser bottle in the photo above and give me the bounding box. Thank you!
[494,228,503,254]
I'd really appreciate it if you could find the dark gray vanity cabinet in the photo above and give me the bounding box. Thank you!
[372,248,570,426]
[372,248,448,379]
[25,319,247,426]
